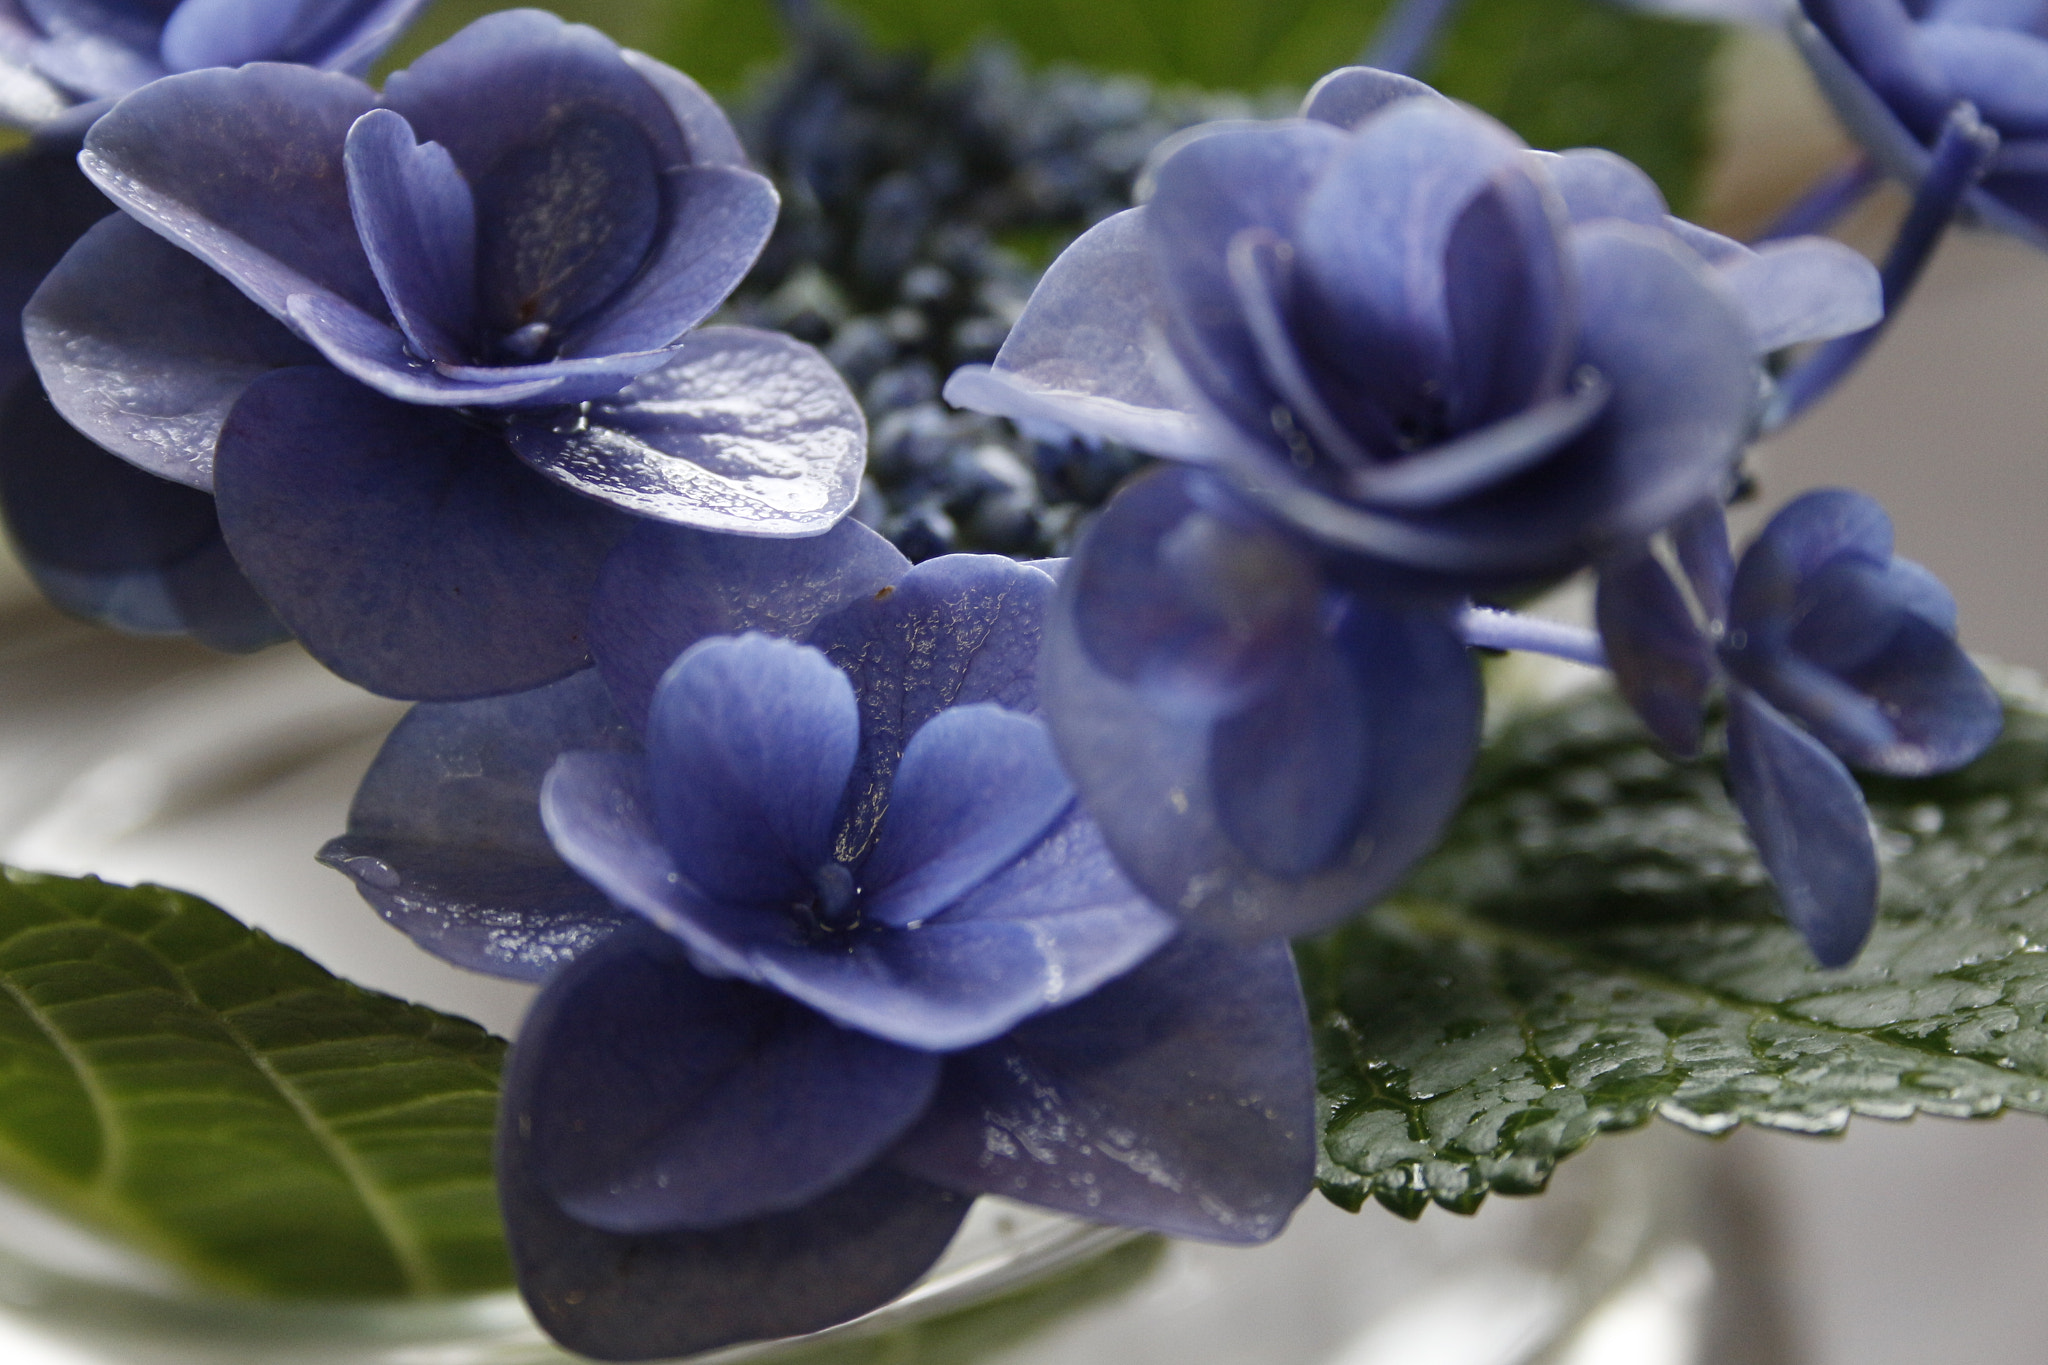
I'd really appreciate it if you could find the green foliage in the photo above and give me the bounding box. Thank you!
[1304,681,2048,1219]
[0,870,510,1298]
[379,0,787,90]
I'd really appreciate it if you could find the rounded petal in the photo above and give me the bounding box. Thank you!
[25,213,318,488]
[1803,0,1955,138]
[1725,687,1878,968]
[618,49,748,168]
[1530,147,1668,226]
[79,62,386,322]
[804,554,1056,859]
[318,669,638,981]
[511,924,939,1234]
[862,705,1076,929]
[0,373,285,651]
[1042,470,1483,939]
[505,326,865,533]
[557,164,779,358]
[160,0,429,74]
[941,207,1216,460]
[1596,548,1713,758]
[1919,21,2048,137]
[894,930,1314,1245]
[343,106,476,366]
[213,366,631,700]
[1713,237,1883,353]
[646,634,860,906]
[590,514,907,732]
[501,1081,966,1361]
[1298,65,1443,129]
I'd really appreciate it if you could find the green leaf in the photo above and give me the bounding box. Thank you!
[378,0,787,92]
[0,869,511,1298]
[1304,677,2048,1219]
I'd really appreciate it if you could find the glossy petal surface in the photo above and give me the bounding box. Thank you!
[26,214,317,488]
[896,931,1314,1244]
[214,366,630,700]
[590,516,907,731]
[319,670,637,981]
[507,327,865,532]
[513,925,939,1234]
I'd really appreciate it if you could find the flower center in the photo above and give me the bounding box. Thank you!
[789,861,865,944]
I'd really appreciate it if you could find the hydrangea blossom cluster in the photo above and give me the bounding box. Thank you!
[948,65,1887,940]
[322,524,1314,1359]
[0,9,2018,1357]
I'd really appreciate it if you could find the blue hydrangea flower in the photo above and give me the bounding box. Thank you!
[0,0,434,650]
[1794,0,2048,246]
[945,67,1881,941]
[21,10,868,699]
[1598,489,2003,965]
[321,523,1316,1360]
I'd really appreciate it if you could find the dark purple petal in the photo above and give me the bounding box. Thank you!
[1144,119,1346,437]
[1437,164,1577,432]
[506,326,865,532]
[941,208,1216,460]
[1531,147,1667,226]
[645,634,859,906]
[344,107,476,365]
[805,554,1055,860]
[1043,482,1482,939]
[1596,548,1713,758]
[25,214,318,488]
[213,366,631,700]
[79,63,386,321]
[284,288,668,408]
[159,0,429,74]
[590,515,907,732]
[1298,64,1443,129]
[894,930,1314,1245]
[318,669,637,981]
[0,373,285,651]
[501,1079,966,1362]
[861,704,1075,929]
[380,11,690,235]
[1725,687,1878,968]
[557,164,779,358]
[512,923,939,1234]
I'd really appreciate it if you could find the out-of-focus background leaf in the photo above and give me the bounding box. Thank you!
[391,0,1723,210]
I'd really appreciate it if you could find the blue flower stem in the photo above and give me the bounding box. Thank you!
[1361,0,1465,75]
[1457,605,1609,669]
[1753,154,1878,243]
[1765,103,1999,431]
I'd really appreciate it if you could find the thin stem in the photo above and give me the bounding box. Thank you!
[1753,154,1878,243]
[1457,605,1609,669]
[1361,0,1465,75]
[1765,103,1999,431]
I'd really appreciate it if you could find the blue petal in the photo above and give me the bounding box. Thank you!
[159,0,427,74]
[1042,470,1482,938]
[505,326,866,532]
[1298,65,1444,129]
[1672,498,1735,625]
[318,669,637,982]
[25,214,318,489]
[617,49,748,167]
[590,515,907,732]
[1436,160,1578,432]
[1920,22,2048,137]
[941,207,1216,460]
[894,930,1314,1244]
[297,0,437,77]
[1713,237,1883,353]
[647,635,860,906]
[1727,487,1893,633]
[512,923,938,1234]
[1724,687,1878,967]
[78,63,386,322]
[1595,548,1713,758]
[861,704,1076,929]
[1802,0,1955,139]
[555,164,779,358]
[344,107,476,366]
[213,366,631,700]
[1144,119,1346,438]
[804,555,1057,861]
[284,288,667,408]
[0,374,285,651]
[1531,148,1667,226]
[501,1053,966,1360]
